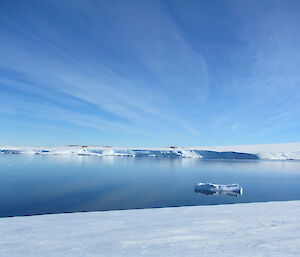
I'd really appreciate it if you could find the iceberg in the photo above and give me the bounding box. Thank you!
[194,182,243,197]
[0,142,300,160]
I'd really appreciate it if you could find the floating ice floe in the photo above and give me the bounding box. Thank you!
[195,182,243,197]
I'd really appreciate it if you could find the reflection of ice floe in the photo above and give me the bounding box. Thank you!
[194,182,243,197]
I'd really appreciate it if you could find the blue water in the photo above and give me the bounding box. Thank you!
[0,154,300,217]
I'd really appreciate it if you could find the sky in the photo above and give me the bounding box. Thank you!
[0,0,300,147]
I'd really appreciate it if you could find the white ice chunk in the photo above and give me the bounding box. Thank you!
[195,182,243,197]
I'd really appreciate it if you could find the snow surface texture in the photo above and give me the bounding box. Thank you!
[1,201,299,257]
[1,143,300,160]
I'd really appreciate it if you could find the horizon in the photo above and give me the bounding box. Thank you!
[1,0,300,147]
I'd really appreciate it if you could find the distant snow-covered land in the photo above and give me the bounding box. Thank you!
[1,142,300,160]
[1,201,299,257]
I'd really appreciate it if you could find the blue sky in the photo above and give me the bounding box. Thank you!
[0,0,300,147]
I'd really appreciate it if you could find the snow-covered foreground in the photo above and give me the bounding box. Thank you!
[1,142,300,160]
[0,201,299,257]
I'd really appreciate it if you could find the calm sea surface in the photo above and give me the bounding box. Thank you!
[1,154,300,217]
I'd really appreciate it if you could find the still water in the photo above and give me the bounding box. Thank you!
[1,154,300,217]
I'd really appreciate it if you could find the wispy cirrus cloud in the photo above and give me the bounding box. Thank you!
[208,1,300,140]
[0,0,209,146]
[0,0,300,146]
